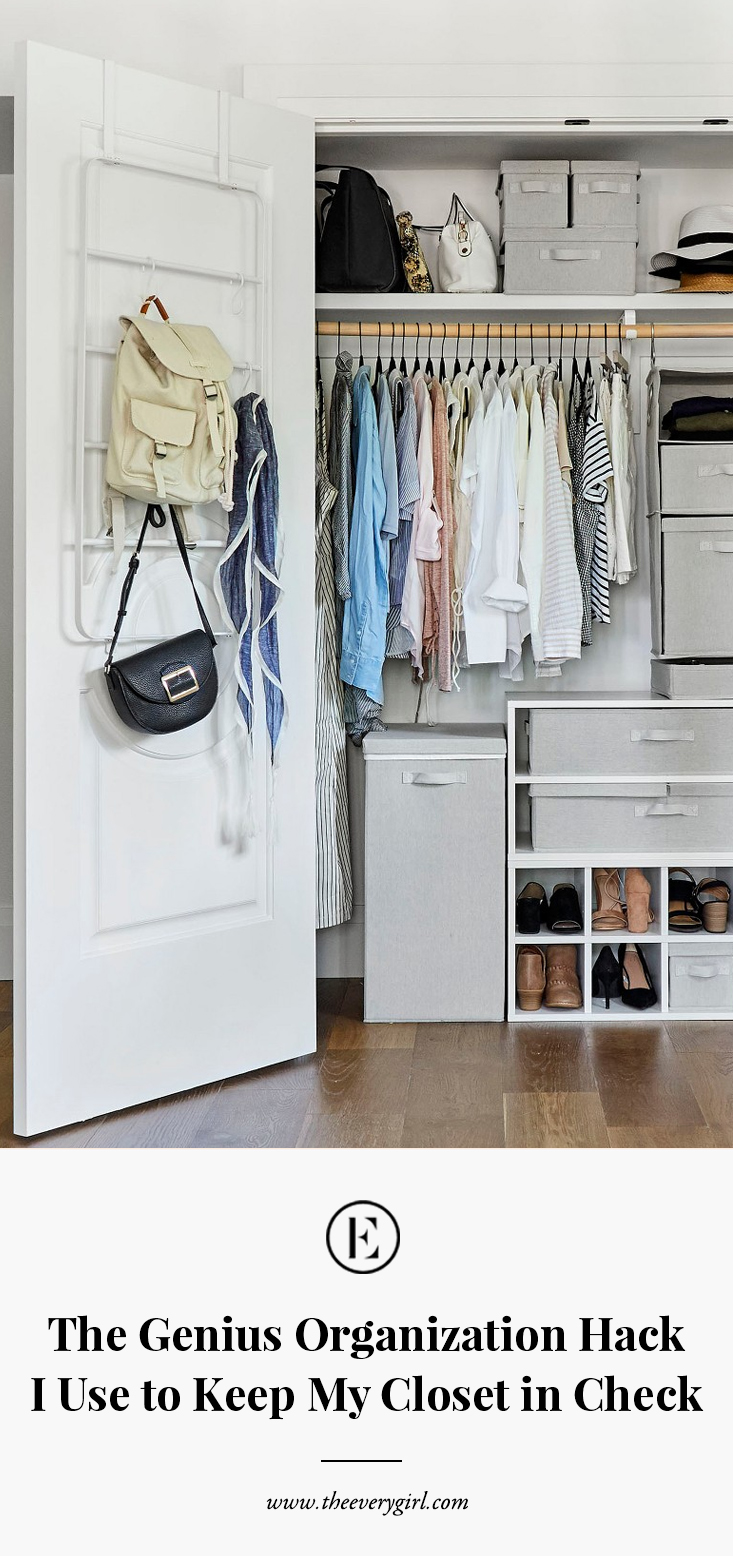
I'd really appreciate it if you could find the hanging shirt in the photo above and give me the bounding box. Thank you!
[315,375,353,929]
[448,371,475,683]
[583,374,613,627]
[520,365,546,668]
[424,377,456,690]
[567,365,597,646]
[462,379,509,665]
[376,372,400,550]
[400,372,440,673]
[538,366,582,669]
[598,370,618,582]
[327,351,354,614]
[385,370,420,659]
[339,365,389,705]
[610,366,638,585]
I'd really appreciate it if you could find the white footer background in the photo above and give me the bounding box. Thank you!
[1,1148,728,1553]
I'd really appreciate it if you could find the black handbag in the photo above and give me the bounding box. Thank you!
[316,166,406,293]
[104,504,218,734]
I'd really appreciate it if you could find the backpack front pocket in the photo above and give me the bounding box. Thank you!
[125,399,197,498]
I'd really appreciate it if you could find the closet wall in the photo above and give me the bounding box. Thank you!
[0,105,13,976]
[315,148,733,975]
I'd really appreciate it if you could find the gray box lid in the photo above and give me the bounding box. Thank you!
[570,159,640,175]
[363,722,506,757]
[501,224,637,245]
[499,159,569,174]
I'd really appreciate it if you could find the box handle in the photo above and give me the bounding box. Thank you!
[680,962,729,979]
[518,179,552,192]
[403,771,467,786]
[542,247,598,261]
[587,178,627,193]
[634,802,698,817]
[698,463,733,477]
[700,540,733,553]
[630,728,694,743]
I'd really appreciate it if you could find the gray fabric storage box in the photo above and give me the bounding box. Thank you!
[497,160,568,229]
[661,515,733,657]
[669,943,733,1013]
[650,659,733,700]
[363,724,506,1022]
[528,704,733,776]
[647,367,733,518]
[660,443,733,514]
[501,226,636,295]
[530,781,733,852]
[570,161,639,228]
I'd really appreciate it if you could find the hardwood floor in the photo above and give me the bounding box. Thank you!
[1,978,731,1148]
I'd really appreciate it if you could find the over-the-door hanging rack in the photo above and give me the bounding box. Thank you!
[316,319,733,341]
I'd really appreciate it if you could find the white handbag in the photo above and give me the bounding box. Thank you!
[437,194,498,293]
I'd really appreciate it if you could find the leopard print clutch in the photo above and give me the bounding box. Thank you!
[396,211,434,294]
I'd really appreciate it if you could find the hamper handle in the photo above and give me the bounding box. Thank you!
[634,802,698,817]
[630,728,694,743]
[403,771,467,786]
[700,540,733,552]
[698,463,733,477]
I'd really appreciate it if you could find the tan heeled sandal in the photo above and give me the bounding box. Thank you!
[696,878,731,934]
[592,868,627,932]
[625,868,654,934]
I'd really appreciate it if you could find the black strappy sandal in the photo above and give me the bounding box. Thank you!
[668,868,703,933]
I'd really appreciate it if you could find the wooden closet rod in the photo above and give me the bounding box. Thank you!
[316,320,733,340]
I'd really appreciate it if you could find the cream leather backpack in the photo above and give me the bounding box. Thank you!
[105,295,237,563]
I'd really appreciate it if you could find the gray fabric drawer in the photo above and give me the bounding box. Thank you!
[660,443,733,513]
[662,516,733,657]
[502,227,636,295]
[669,944,733,1013]
[651,659,733,700]
[528,706,733,776]
[497,160,568,229]
[363,727,506,1022]
[530,782,733,852]
[570,161,639,228]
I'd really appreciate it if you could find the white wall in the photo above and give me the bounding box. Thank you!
[0,1,731,94]
[0,175,11,976]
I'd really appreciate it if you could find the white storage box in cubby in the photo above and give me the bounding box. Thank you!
[660,447,733,514]
[530,782,733,854]
[497,160,568,229]
[501,226,637,295]
[669,943,733,1013]
[656,517,733,659]
[570,160,639,228]
[651,660,733,700]
[528,704,733,776]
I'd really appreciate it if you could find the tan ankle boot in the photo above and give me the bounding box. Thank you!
[545,945,582,1009]
[516,947,546,1012]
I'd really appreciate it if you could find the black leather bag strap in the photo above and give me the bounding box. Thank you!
[104,505,216,673]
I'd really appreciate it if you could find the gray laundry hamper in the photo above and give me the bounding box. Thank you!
[362,725,506,1022]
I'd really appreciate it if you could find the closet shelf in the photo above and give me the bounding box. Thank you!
[316,292,733,322]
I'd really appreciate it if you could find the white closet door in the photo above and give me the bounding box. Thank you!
[13,43,316,1135]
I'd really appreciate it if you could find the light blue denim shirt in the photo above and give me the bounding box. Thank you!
[339,366,389,704]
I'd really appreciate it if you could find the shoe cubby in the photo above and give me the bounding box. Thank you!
[514,866,585,942]
[514,942,585,1021]
[590,941,663,1020]
[666,864,733,940]
[590,866,663,942]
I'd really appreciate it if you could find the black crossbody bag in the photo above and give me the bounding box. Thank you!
[104,504,218,734]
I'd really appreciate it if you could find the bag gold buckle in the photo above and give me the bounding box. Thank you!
[161,665,199,703]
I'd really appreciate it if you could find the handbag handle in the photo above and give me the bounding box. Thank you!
[105,505,217,673]
[140,294,170,320]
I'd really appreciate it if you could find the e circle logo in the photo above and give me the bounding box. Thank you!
[326,1200,401,1274]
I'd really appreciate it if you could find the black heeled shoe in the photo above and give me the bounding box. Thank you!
[619,943,657,1010]
[516,882,547,934]
[547,883,583,934]
[592,945,622,1009]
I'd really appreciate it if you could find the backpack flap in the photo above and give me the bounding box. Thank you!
[122,317,234,382]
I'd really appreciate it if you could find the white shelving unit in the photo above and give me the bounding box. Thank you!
[316,294,733,322]
[507,694,733,1024]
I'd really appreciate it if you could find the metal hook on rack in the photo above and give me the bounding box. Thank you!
[482,320,491,381]
[388,320,396,375]
[413,320,421,376]
[375,319,383,379]
[468,320,475,372]
[231,271,245,316]
[426,320,434,379]
[547,318,551,365]
[358,317,364,367]
[650,319,656,368]
[512,319,518,372]
[529,321,534,366]
[400,319,407,377]
[141,255,156,300]
[439,321,448,383]
[585,320,592,371]
[498,319,506,377]
[337,317,341,358]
